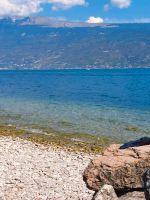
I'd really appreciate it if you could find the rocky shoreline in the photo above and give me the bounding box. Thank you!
[0,129,149,199]
[84,139,150,200]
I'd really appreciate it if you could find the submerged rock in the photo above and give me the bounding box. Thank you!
[83,143,150,191]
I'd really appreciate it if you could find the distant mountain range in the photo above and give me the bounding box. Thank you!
[0,16,107,28]
[0,16,150,69]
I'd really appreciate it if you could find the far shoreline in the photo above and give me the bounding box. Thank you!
[0,67,150,71]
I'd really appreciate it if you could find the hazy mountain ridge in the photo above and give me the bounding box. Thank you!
[0,16,106,28]
[0,17,150,69]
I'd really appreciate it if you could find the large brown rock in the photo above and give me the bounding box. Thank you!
[84,144,150,191]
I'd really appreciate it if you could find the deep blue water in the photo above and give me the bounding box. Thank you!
[0,69,150,141]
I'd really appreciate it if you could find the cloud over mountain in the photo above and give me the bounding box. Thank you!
[86,17,104,24]
[0,0,86,16]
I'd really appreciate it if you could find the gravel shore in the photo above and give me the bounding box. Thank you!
[0,137,95,200]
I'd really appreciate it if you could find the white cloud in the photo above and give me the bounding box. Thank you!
[50,0,87,10]
[111,0,131,8]
[104,4,110,12]
[0,0,86,16]
[86,16,104,24]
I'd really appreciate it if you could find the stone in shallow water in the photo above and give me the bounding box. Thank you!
[84,144,150,191]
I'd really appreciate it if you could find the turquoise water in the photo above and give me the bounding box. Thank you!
[0,69,150,141]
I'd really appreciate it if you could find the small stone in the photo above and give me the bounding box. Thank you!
[94,185,118,200]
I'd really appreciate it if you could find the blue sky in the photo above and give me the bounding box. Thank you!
[0,0,150,23]
[38,0,150,23]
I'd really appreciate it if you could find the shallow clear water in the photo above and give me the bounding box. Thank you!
[0,69,150,141]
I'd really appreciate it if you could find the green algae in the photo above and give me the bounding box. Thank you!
[0,124,117,154]
[0,125,26,137]
[0,114,22,121]
[126,126,150,134]
[126,126,139,132]
[57,121,74,128]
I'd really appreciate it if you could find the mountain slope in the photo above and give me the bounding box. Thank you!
[0,17,150,69]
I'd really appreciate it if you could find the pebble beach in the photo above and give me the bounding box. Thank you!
[0,137,95,200]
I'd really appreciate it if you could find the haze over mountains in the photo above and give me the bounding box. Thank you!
[0,16,150,70]
[0,16,105,28]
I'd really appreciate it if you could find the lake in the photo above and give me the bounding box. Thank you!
[0,69,150,141]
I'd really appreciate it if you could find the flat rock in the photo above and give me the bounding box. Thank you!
[119,191,145,200]
[84,144,150,191]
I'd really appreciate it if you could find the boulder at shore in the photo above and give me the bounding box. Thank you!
[84,143,150,191]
